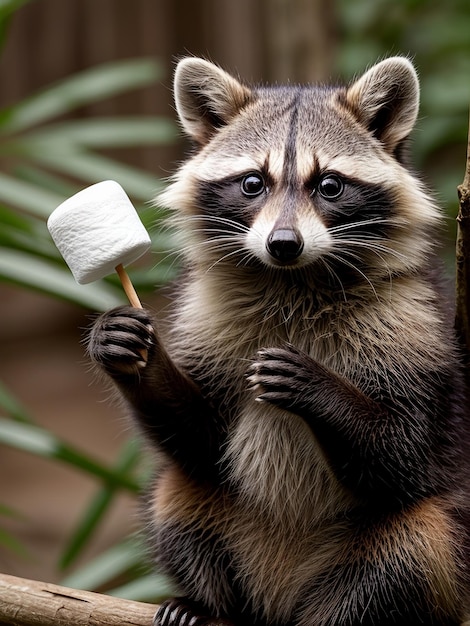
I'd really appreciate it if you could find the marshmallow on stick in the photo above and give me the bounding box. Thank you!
[48,180,151,308]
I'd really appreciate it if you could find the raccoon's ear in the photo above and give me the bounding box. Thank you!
[344,57,419,153]
[174,58,252,144]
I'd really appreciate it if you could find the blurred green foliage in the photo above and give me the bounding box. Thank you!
[0,2,178,600]
[336,0,470,226]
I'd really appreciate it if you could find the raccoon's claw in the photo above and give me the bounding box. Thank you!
[154,598,233,626]
[154,598,204,626]
[87,305,155,377]
[247,345,316,411]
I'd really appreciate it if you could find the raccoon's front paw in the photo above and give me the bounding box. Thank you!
[247,345,321,413]
[87,305,155,377]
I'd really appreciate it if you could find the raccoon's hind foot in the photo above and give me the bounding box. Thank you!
[154,598,234,626]
[87,305,155,377]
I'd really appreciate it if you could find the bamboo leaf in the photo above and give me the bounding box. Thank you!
[0,203,36,230]
[22,117,178,149]
[0,0,33,53]
[60,488,117,570]
[0,418,140,492]
[26,148,164,201]
[11,165,79,197]
[0,417,61,456]
[108,573,175,602]
[0,526,30,559]
[0,248,124,310]
[0,0,33,19]
[0,219,60,260]
[0,381,32,422]
[56,445,139,492]
[0,503,24,519]
[60,438,142,570]
[0,172,64,218]
[61,536,145,590]
[0,58,162,134]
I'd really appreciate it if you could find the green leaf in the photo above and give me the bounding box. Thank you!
[0,1,33,52]
[60,438,142,570]
[0,418,140,492]
[26,148,164,201]
[10,165,78,198]
[0,203,36,230]
[0,380,32,422]
[0,502,24,519]
[61,536,145,590]
[60,488,118,571]
[108,573,175,602]
[0,0,33,18]
[0,417,62,456]
[0,172,64,218]
[0,526,30,559]
[0,248,125,310]
[57,445,139,493]
[0,209,61,260]
[23,117,178,149]
[0,58,162,134]
[0,501,29,559]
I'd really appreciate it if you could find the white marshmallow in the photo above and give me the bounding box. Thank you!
[48,180,151,284]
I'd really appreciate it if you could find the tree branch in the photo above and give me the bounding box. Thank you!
[0,573,158,626]
[0,573,232,626]
[455,109,470,355]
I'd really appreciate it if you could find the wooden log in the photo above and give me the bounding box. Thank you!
[0,573,231,626]
[0,572,158,626]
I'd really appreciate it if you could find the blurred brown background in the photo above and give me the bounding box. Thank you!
[0,0,468,587]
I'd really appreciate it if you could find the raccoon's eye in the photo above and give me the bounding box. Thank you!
[318,174,344,200]
[241,173,265,197]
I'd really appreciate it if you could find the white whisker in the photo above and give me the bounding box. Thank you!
[163,210,412,298]
[317,257,348,301]
[325,251,379,300]
[206,247,250,272]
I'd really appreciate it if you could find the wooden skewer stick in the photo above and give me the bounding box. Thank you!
[115,263,142,309]
[114,263,147,361]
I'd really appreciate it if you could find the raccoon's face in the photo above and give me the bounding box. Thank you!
[161,58,441,287]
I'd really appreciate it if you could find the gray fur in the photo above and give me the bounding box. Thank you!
[155,57,468,624]
[89,57,470,625]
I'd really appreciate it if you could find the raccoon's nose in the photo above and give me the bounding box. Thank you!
[267,229,304,264]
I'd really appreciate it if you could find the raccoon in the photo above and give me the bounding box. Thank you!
[87,57,470,625]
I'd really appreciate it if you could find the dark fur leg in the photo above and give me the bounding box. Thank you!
[87,306,223,480]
